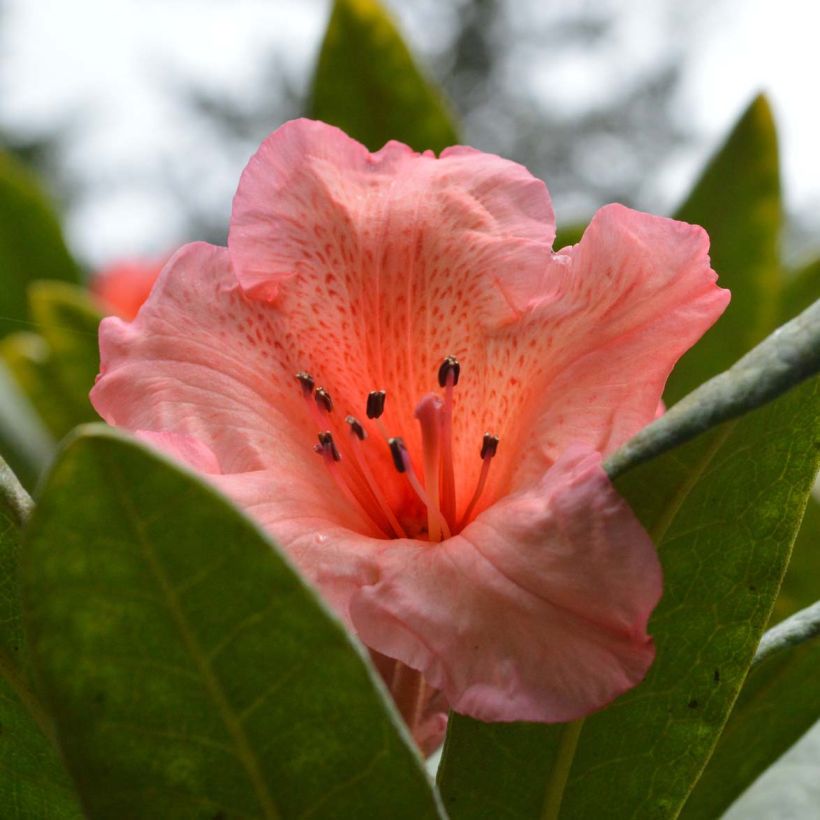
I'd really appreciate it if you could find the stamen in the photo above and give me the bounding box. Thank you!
[315,386,334,414]
[316,430,340,461]
[414,394,444,542]
[366,390,390,439]
[315,431,388,536]
[366,390,386,419]
[296,370,326,430]
[345,414,367,441]
[437,355,461,387]
[438,355,459,525]
[295,370,315,397]
[389,437,451,541]
[459,433,499,529]
[346,416,407,539]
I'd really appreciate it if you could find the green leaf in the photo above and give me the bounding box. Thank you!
[1,282,102,442]
[22,426,445,819]
[0,332,75,439]
[0,152,82,339]
[0,457,85,818]
[0,360,54,489]
[680,621,820,817]
[27,281,103,432]
[665,95,781,403]
[309,0,459,153]
[437,377,819,819]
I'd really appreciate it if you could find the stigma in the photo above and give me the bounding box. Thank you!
[296,356,498,542]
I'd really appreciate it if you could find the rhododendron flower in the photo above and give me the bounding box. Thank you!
[91,119,729,752]
[91,258,163,320]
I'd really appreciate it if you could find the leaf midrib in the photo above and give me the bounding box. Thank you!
[106,448,282,820]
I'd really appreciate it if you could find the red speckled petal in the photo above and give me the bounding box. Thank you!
[485,205,730,496]
[228,119,557,496]
[90,242,389,532]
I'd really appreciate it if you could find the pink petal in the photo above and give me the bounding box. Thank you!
[237,445,658,724]
[228,123,726,518]
[227,119,558,484]
[135,430,222,475]
[504,204,730,493]
[91,242,387,537]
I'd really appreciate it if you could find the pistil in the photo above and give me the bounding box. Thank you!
[414,394,445,542]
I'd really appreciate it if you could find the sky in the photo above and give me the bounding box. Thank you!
[0,0,818,269]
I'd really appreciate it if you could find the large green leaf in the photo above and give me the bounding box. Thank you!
[665,95,781,403]
[437,376,819,819]
[0,458,84,818]
[309,0,459,153]
[21,426,445,819]
[680,618,820,817]
[0,152,81,339]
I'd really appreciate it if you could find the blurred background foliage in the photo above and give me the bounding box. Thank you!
[0,1,816,817]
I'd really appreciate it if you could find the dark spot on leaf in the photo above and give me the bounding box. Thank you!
[688,699,699,709]
[713,669,720,683]
[211,813,227,820]
[749,584,757,592]
[93,691,106,705]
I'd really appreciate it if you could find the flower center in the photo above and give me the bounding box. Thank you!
[297,356,499,541]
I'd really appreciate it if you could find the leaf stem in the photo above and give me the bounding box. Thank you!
[541,719,584,820]
[753,599,820,667]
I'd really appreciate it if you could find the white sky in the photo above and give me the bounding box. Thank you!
[1,0,818,266]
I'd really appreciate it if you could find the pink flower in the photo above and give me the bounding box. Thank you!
[91,120,729,749]
[91,259,164,321]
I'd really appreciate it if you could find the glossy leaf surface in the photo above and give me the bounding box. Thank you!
[0,458,84,818]
[22,427,445,819]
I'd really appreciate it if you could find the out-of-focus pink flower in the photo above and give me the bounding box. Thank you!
[91,259,163,321]
[91,120,729,749]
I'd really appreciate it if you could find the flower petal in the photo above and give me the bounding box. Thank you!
[502,204,730,493]
[227,118,557,482]
[347,445,661,723]
[91,242,386,537]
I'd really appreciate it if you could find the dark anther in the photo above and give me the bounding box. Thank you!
[315,387,333,413]
[480,433,500,460]
[317,431,341,461]
[438,355,461,388]
[388,437,407,473]
[345,415,367,440]
[295,370,315,396]
[366,390,386,419]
